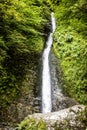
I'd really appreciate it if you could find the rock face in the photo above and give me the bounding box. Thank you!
[50,51,78,111]
[0,53,41,129]
[28,105,86,130]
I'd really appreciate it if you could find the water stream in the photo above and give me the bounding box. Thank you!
[41,12,77,113]
[42,13,56,113]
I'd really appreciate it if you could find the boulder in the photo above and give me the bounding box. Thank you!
[28,105,86,130]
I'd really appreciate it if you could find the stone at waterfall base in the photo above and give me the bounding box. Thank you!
[27,105,86,130]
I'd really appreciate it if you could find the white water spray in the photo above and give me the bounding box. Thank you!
[42,13,56,113]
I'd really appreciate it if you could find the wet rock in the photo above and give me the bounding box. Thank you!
[52,94,78,111]
[34,106,40,113]
[28,105,86,130]
[33,97,41,106]
[50,51,78,111]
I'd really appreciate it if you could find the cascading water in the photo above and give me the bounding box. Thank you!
[42,12,56,113]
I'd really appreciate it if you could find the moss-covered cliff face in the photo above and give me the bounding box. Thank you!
[0,0,51,127]
[52,0,87,104]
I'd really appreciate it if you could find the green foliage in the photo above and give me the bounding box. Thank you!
[16,117,47,130]
[53,0,87,104]
[0,0,51,108]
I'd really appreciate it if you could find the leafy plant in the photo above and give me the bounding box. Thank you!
[0,0,51,108]
[16,117,47,130]
[53,0,87,104]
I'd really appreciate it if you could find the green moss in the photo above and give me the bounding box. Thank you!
[16,117,47,130]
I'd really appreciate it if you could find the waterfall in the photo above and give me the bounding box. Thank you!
[42,13,56,113]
